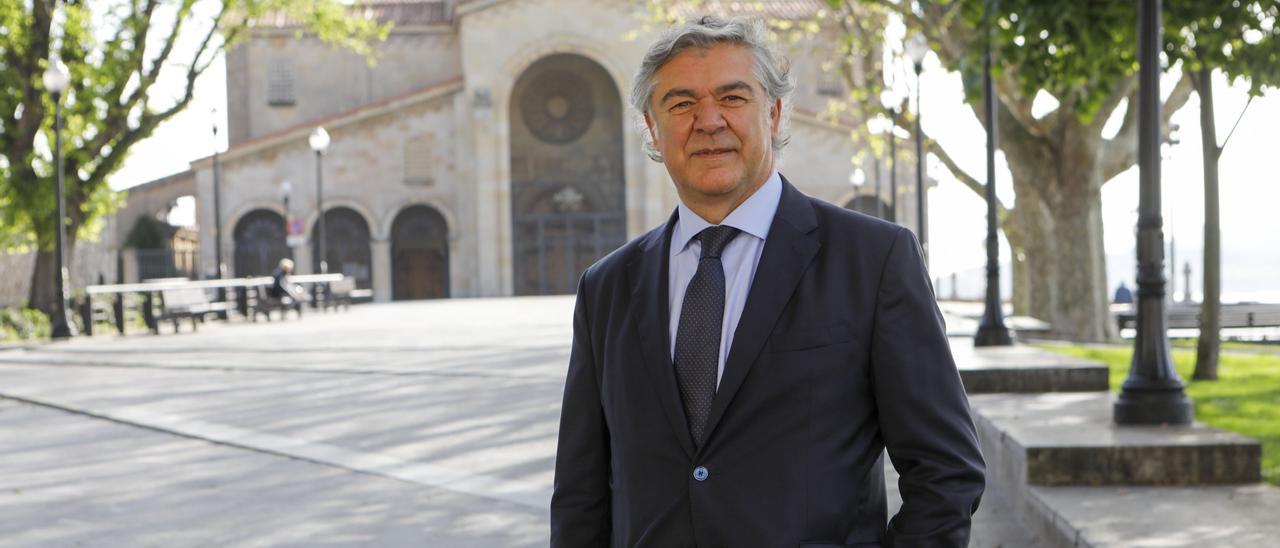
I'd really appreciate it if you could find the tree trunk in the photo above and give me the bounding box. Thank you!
[27,237,77,319]
[1010,231,1030,314]
[1193,67,1221,380]
[1000,127,1115,342]
[1046,184,1115,341]
[28,248,59,316]
[1006,192,1056,322]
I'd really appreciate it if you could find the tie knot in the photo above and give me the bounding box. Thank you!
[698,225,740,259]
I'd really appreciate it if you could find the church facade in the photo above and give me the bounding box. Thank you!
[138,0,917,302]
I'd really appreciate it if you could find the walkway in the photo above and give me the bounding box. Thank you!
[0,297,1037,546]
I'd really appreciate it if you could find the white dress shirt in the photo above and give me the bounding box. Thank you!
[668,171,782,388]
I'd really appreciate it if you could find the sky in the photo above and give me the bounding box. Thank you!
[109,16,1280,304]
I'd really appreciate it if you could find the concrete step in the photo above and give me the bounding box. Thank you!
[1026,483,1280,547]
[950,338,1110,394]
[971,391,1270,547]
[971,392,1261,486]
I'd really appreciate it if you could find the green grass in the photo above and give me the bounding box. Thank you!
[1038,343,1280,486]
[1168,338,1280,355]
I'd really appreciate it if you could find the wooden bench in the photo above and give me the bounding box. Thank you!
[155,287,227,333]
[1116,303,1280,331]
[250,284,303,322]
[325,278,370,310]
[76,293,147,336]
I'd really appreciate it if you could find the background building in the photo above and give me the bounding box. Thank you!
[2,0,924,307]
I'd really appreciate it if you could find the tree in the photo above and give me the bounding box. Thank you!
[1165,2,1280,380]
[0,0,388,318]
[647,0,1209,341]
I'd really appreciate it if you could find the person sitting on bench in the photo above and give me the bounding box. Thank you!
[270,259,309,304]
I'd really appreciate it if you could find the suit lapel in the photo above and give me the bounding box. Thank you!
[628,211,697,458]
[700,178,820,451]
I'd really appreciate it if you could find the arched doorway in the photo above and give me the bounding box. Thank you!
[311,207,373,289]
[844,196,894,222]
[233,209,291,277]
[509,54,626,295]
[391,205,449,300]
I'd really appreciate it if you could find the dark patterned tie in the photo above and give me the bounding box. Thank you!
[674,225,740,447]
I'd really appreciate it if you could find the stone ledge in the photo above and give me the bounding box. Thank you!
[950,339,1110,394]
[971,391,1271,547]
[1027,483,1280,547]
[972,392,1261,486]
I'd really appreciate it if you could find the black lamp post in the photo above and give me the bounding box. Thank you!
[889,109,898,222]
[212,107,224,280]
[281,180,292,216]
[873,157,884,219]
[1115,0,1193,425]
[308,127,330,274]
[880,90,899,223]
[906,34,929,261]
[43,57,74,339]
[974,4,1012,347]
[849,168,866,213]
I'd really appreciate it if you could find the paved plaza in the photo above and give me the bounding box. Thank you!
[0,297,1036,547]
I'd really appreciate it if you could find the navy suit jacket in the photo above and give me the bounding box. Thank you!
[551,177,985,547]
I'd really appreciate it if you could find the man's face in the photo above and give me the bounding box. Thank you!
[644,44,781,207]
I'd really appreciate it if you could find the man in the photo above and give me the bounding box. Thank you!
[551,16,985,547]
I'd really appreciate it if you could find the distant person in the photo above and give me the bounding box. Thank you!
[1114,281,1134,305]
[269,258,307,303]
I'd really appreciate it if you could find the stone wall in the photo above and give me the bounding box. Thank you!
[227,26,462,146]
[197,83,466,301]
[0,216,121,309]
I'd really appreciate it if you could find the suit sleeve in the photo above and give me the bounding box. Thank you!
[870,228,986,547]
[549,273,611,547]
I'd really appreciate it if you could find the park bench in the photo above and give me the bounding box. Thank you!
[1115,302,1280,331]
[76,292,147,336]
[325,277,370,310]
[249,283,303,322]
[156,286,227,333]
[73,273,344,337]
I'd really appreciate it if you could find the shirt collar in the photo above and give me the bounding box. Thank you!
[671,171,783,257]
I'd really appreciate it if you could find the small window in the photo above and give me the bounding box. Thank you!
[817,68,843,98]
[267,59,295,106]
[404,134,434,186]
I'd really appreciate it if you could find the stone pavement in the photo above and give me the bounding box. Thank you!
[0,296,1037,547]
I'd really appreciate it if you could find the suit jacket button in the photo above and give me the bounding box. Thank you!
[693,466,709,481]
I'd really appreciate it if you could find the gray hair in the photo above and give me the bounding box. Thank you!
[631,16,795,162]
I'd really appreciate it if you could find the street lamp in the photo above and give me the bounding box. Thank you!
[974,2,1012,347]
[849,167,866,188]
[1114,0,1193,425]
[879,89,899,223]
[211,107,224,280]
[906,33,929,263]
[308,127,330,274]
[42,57,73,339]
[866,116,891,219]
[280,180,292,213]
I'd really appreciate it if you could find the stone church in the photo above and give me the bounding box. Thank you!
[100,0,921,304]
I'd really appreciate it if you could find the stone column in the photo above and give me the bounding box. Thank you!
[470,86,507,297]
[194,167,219,278]
[292,244,313,276]
[371,238,392,303]
[121,248,140,284]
